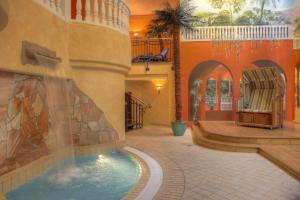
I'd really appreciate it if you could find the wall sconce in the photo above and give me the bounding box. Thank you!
[155,84,163,94]
[134,32,139,39]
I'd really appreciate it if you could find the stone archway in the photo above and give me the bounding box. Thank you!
[188,60,234,121]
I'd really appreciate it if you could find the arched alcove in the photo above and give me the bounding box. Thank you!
[188,60,234,121]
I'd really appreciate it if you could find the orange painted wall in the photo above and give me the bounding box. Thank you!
[130,15,154,38]
[181,40,296,121]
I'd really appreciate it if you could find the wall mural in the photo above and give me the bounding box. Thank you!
[0,71,118,175]
[190,0,299,27]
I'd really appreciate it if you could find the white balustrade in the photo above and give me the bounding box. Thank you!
[94,0,100,24]
[182,25,293,41]
[85,0,91,22]
[101,0,106,24]
[33,0,130,35]
[76,0,82,21]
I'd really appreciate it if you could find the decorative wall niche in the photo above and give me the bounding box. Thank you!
[21,41,61,67]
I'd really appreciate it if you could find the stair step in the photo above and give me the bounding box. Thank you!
[192,126,259,153]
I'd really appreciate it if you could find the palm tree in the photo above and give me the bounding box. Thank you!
[146,19,169,51]
[148,0,197,124]
[253,0,279,24]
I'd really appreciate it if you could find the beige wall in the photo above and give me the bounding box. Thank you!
[0,0,71,78]
[0,0,131,140]
[126,63,175,126]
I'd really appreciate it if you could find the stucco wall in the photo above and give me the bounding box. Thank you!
[126,63,175,125]
[295,49,300,123]
[0,0,71,78]
[181,40,296,122]
[0,0,131,140]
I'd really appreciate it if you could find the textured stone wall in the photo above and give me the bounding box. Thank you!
[0,71,118,175]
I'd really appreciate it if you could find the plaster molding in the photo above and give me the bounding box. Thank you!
[70,59,131,75]
[126,74,168,81]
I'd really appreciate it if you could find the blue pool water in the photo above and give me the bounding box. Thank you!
[6,151,141,200]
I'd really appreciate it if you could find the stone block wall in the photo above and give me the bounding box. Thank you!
[0,71,118,175]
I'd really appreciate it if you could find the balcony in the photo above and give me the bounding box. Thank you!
[33,0,130,35]
[131,38,173,63]
[182,25,292,41]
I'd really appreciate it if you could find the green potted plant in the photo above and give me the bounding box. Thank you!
[148,0,197,136]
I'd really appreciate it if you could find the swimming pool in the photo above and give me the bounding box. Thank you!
[6,151,141,200]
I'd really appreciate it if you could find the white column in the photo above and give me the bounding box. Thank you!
[119,2,124,29]
[65,0,71,21]
[43,0,50,6]
[117,0,121,27]
[50,0,55,8]
[94,0,100,24]
[76,0,82,21]
[107,0,113,25]
[55,0,62,14]
[124,6,129,31]
[114,0,119,27]
[101,0,106,24]
[86,0,92,22]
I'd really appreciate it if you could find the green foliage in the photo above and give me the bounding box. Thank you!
[209,0,246,24]
[197,7,289,26]
[209,0,246,13]
[234,10,259,25]
[148,0,198,35]
[196,12,216,26]
[196,11,232,26]
[212,10,232,26]
[252,0,280,23]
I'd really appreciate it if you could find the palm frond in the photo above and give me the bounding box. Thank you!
[148,0,198,35]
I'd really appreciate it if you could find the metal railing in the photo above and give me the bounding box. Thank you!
[182,25,293,41]
[131,38,173,63]
[125,92,151,131]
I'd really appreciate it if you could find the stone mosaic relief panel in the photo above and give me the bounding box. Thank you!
[0,71,118,175]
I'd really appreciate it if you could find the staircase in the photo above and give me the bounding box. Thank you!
[125,92,150,131]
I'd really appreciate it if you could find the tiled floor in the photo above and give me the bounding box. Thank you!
[126,126,300,200]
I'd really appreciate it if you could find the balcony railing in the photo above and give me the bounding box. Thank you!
[131,38,173,63]
[33,0,130,35]
[182,25,293,41]
[294,37,300,49]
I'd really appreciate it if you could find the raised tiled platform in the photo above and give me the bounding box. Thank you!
[192,121,300,181]
[260,145,300,181]
[199,121,300,145]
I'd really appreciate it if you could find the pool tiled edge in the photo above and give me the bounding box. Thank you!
[124,146,163,200]
[122,150,150,200]
[0,192,5,200]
